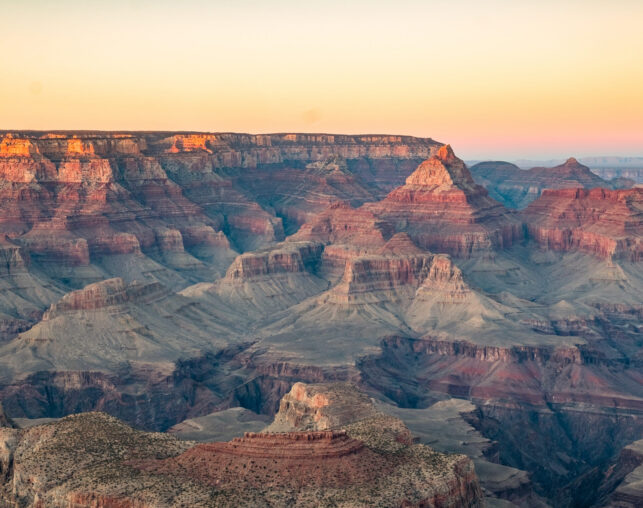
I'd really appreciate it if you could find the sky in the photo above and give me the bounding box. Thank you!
[1,0,642,159]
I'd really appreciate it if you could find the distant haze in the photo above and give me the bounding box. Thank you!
[466,157,643,169]
[1,0,642,159]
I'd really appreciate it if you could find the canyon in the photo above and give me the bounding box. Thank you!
[0,131,640,507]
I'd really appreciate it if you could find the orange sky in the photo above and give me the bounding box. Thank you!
[1,0,642,159]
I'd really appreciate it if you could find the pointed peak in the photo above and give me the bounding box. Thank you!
[405,144,475,188]
[436,144,457,163]
[564,157,580,166]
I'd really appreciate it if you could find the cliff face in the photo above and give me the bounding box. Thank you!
[0,131,440,268]
[326,235,462,306]
[224,241,323,280]
[0,130,440,343]
[602,440,643,507]
[523,187,643,260]
[358,334,643,503]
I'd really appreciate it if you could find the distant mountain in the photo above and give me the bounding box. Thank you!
[469,157,634,208]
[509,156,643,169]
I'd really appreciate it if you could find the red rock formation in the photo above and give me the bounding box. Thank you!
[17,223,90,266]
[0,133,239,277]
[289,202,395,279]
[523,187,643,260]
[234,156,377,234]
[361,335,643,411]
[136,430,384,490]
[132,383,483,506]
[164,134,215,154]
[330,248,436,304]
[0,396,483,507]
[147,132,441,167]
[0,134,40,158]
[290,201,391,248]
[0,131,442,270]
[42,278,166,319]
[365,145,522,257]
[224,241,323,280]
[470,157,611,208]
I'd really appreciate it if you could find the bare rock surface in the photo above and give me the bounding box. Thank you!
[0,384,484,507]
[602,439,643,507]
[522,188,642,260]
[470,157,614,208]
[0,131,640,507]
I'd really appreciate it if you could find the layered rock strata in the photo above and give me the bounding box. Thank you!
[604,440,643,507]
[0,384,484,508]
[470,157,614,208]
[523,187,643,260]
[292,145,522,259]
[365,145,522,257]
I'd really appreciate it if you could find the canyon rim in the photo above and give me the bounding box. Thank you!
[1,1,642,507]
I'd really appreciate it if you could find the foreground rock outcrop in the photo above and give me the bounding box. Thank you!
[0,384,484,507]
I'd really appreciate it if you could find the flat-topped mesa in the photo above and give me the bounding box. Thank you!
[42,278,166,319]
[224,241,323,280]
[32,134,144,160]
[523,187,643,261]
[201,430,365,460]
[1,131,441,167]
[329,239,467,306]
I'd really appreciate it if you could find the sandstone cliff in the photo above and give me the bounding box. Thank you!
[523,187,643,260]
